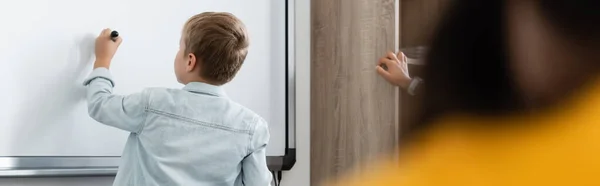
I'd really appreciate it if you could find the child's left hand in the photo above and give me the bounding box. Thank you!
[376,51,412,89]
[94,28,122,69]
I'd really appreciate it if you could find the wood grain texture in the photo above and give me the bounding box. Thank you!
[310,0,398,185]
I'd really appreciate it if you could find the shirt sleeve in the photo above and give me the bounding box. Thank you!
[407,77,424,96]
[83,68,148,133]
[242,118,273,186]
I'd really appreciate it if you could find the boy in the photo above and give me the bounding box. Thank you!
[83,12,272,186]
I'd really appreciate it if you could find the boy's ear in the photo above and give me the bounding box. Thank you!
[186,53,197,72]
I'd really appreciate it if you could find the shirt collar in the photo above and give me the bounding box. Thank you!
[182,82,227,97]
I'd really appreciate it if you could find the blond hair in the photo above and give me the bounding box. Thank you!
[183,12,249,85]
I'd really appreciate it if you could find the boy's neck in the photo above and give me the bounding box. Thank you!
[184,78,221,86]
[187,81,217,85]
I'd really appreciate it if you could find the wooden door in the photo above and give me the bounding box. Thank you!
[310,0,398,185]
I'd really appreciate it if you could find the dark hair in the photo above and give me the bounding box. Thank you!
[403,0,600,139]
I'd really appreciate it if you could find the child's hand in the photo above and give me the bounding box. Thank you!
[94,28,122,69]
[376,51,412,89]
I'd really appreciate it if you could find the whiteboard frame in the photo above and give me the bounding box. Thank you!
[0,0,296,177]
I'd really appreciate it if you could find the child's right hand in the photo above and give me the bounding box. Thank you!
[94,28,122,69]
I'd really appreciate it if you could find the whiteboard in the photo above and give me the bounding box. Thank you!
[0,0,288,158]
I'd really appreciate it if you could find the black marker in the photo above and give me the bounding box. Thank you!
[110,30,119,42]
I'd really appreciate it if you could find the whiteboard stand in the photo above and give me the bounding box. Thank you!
[0,0,296,177]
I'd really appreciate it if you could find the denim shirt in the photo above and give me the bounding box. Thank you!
[83,68,272,186]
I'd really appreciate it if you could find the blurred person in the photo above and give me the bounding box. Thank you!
[329,0,600,185]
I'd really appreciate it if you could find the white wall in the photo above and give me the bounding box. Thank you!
[0,0,310,185]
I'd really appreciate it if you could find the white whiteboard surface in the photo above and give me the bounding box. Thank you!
[0,0,287,157]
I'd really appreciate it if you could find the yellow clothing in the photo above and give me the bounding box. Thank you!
[330,78,600,186]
